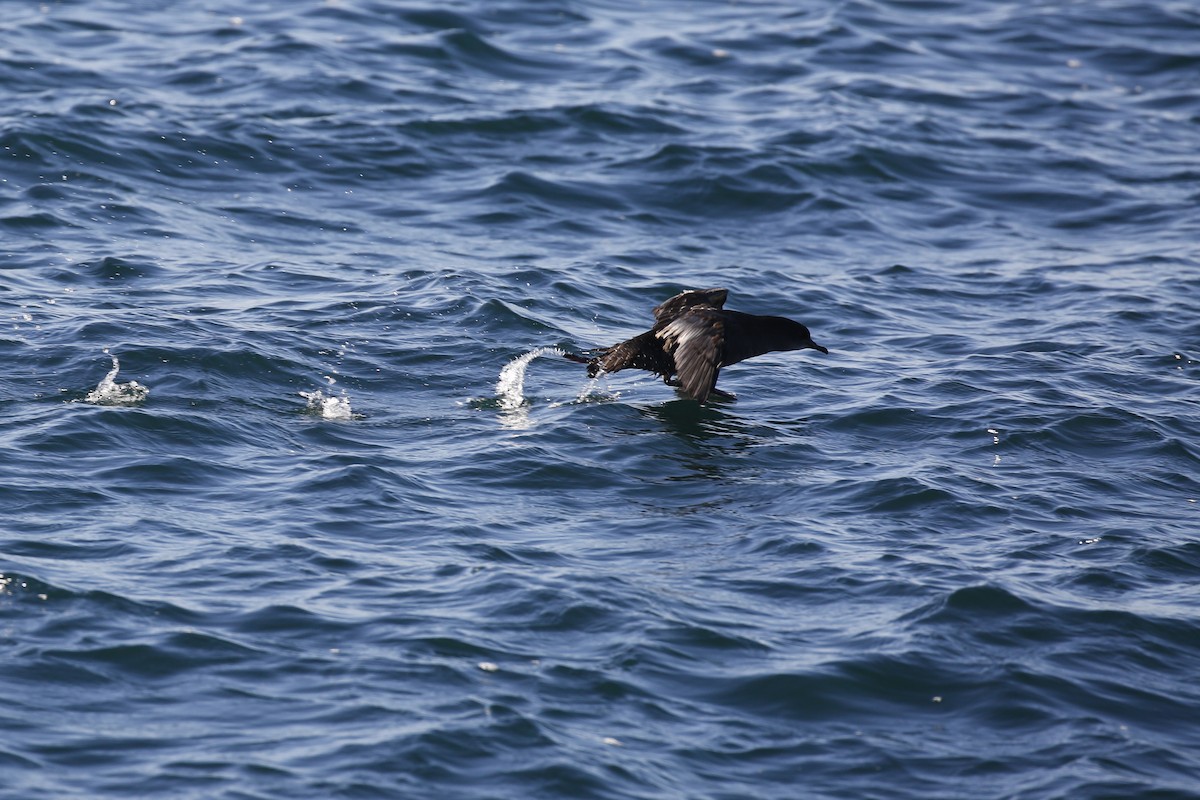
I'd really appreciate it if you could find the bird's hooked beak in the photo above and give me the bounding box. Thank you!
[807,339,829,355]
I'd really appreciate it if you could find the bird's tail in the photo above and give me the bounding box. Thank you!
[562,349,607,377]
[568,332,663,378]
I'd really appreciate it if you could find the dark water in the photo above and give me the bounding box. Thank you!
[3,1,1200,797]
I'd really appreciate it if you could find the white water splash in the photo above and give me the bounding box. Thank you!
[83,351,149,406]
[300,389,354,420]
[496,346,566,411]
[551,373,612,407]
[300,375,355,420]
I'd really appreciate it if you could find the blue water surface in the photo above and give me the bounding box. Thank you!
[2,1,1199,798]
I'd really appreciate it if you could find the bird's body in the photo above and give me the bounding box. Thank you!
[569,288,827,404]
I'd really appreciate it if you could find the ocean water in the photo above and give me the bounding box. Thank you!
[2,1,1199,797]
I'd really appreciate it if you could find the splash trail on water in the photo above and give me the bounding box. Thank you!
[495,346,567,410]
[300,375,355,420]
[300,390,354,420]
[82,351,149,406]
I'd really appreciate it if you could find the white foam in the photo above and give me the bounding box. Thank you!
[82,351,149,406]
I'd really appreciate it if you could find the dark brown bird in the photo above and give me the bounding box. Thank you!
[565,288,827,404]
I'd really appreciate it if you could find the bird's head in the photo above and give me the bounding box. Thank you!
[777,317,828,355]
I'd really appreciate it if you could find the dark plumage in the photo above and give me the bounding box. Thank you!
[566,288,827,404]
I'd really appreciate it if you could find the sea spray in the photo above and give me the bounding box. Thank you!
[82,350,149,406]
[300,371,356,420]
[495,346,566,410]
[300,389,355,420]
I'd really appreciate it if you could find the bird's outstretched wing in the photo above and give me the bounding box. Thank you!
[657,307,724,403]
[652,288,728,324]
